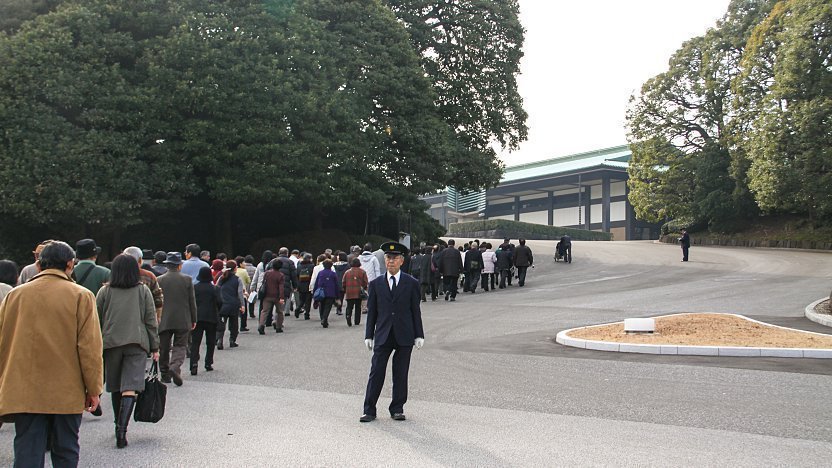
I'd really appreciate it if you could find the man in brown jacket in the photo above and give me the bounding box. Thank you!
[0,240,104,467]
[157,252,197,386]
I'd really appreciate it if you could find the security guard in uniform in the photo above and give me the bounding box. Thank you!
[360,242,425,422]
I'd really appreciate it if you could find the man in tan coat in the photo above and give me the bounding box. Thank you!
[0,240,104,467]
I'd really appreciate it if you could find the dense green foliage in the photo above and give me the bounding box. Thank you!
[448,219,612,241]
[0,0,526,260]
[626,0,830,230]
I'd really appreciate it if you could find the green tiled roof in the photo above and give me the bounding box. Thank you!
[502,145,630,183]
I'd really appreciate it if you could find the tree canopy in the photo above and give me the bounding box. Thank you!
[0,0,527,257]
[626,0,830,230]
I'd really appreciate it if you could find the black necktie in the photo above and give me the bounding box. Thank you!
[391,276,396,293]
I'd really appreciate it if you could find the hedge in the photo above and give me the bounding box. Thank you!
[448,219,612,241]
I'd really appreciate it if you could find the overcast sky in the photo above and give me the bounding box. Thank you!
[499,0,731,167]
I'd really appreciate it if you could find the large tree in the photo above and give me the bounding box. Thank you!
[0,0,194,248]
[733,0,832,221]
[626,0,775,230]
[386,0,527,190]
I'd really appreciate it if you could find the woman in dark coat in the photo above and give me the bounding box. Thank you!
[191,267,220,374]
[96,254,159,448]
[217,260,244,349]
[315,260,339,328]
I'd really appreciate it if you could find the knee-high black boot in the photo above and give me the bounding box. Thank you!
[111,392,122,439]
[116,395,136,449]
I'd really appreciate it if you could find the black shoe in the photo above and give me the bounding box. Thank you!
[275,327,283,333]
[249,313,255,318]
[322,322,328,328]
[444,292,449,301]
[273,322,278,331]
[355,321,360,326]
[216,342,224,350]
[359,414,376,423]
[230,341,239,348]
[171,372,183,387]
[205,365,214,371]
[161,375,172,384]
[304,314,310,320]
[347,317,352,327]
[450,297,456,302]
[391,413,406,421]
[258,326,265,335]
[190,367,197,376]
[295,309,302,319]
[285,311,291,316]
[240,327,250,332]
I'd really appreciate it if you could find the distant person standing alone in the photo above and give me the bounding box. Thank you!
[679,229,690,262]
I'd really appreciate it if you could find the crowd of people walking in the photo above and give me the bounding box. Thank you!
[0,236,532,465]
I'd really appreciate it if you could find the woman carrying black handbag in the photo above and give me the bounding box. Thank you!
[96,254,160,449]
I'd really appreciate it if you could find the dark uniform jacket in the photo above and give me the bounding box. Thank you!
[365,273,424,346]
[464,248,483,272]
[438,247,463,277]
[513,245,534,267]
[495,247,513,270]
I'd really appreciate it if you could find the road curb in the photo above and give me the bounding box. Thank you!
[556,312,832,359]
[804,297,832,328]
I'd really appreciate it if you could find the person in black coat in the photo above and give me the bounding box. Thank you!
[430,245,443,301]
[513,238,534,287]
[463,245,483,293]
[495,243,513,289]
[360,242,425,423]
[679,229,690,262]
[437,239,463,301]
[190,267,220,374]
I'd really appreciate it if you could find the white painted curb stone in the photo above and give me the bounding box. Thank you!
[805,297,832,328]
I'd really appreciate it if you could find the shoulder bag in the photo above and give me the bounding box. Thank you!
[134,361,167,423]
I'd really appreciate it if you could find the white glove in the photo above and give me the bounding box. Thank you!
[364,339,374,351]
[415,338,424,349]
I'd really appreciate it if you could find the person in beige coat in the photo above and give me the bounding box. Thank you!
[0,240,104,467]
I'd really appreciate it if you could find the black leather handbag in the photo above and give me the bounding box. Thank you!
[134,361,167,423]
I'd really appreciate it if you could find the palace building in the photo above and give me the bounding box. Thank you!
[422,145,660,241]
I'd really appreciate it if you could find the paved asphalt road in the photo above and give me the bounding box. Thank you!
[2,240,832,466]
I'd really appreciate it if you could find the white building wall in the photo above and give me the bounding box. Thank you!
[590,203,602,224]
[610,201,626,222]
[490,214,515,221]
[554,207,584,226]
[519,210,549,225]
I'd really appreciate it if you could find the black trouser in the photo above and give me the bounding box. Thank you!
[442,275,459,298]
[346,298,362,325]
[239,308,248,330]
[14,413,82,468]
[517,266,528,286]
[466,270,481,292]
[320,297,335,326]
[298,290,312,316]
[431,278,441,300]
[219,314,239,345]
[363,335,413,417]
[190,321,216,369]
[499,269,510,288]
[682,245,689,261]
[419,283,429,301]
[481,272,492,291]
